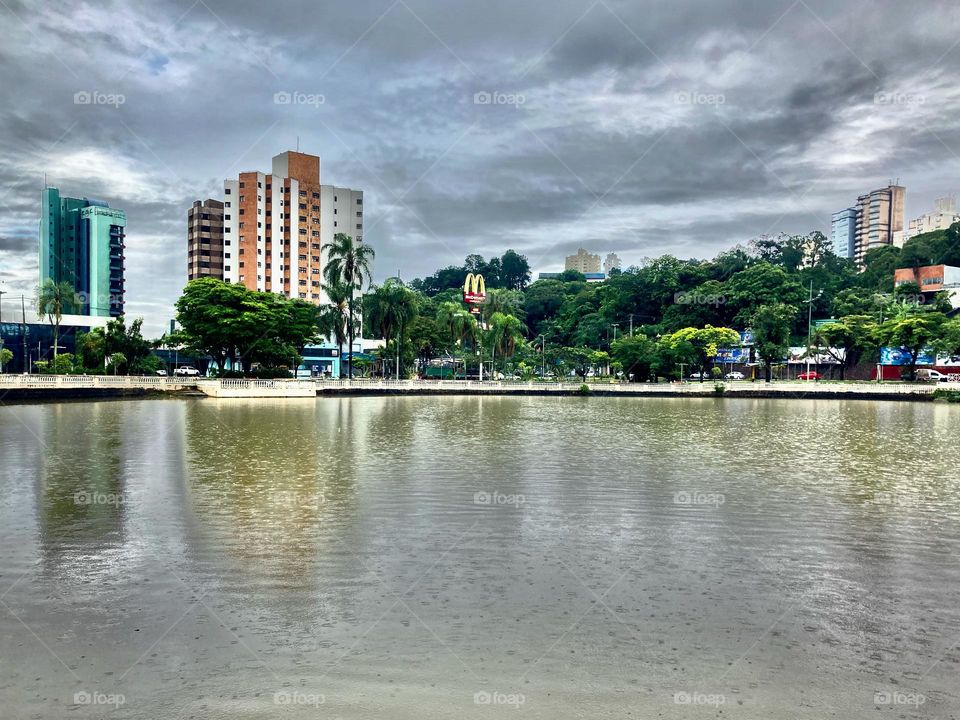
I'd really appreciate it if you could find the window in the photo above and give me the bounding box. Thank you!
[333,209,337,215]
[225,201,231,207]
[299,215,307,222]
[299,254,307,261]
[312,255,320,263]
[356,223,362,230]
[239,209,245,215]
[356,198,362,205]
[224,214,231,220]
[312,191,319,199]
[356,211,362,217]
[258,195,262,201]
[225,265,231,271]
[239,274,244,280]
[225,188,231,195]
[299,190,307,197]
[257,248,263,255]
[257,181,262,188]
[299,229,307,235]
[334,221,337,227]
[239,196,245,202]
[257,221,262,227]
[239,262,245,268]
[239,249,245,255]
[299,203,307,210]
[238,222,245,229]
[224,253,231,259]
[334,195,337,201]
[239,182,245,188]
[312,204,319,211]
[311,243,320,249]
[299,279,307,286]
[311,230,319,237]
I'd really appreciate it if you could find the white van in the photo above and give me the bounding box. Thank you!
[915,369,945,382]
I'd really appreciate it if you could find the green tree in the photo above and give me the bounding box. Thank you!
[499,249,532,290]
[659,325,741,378]
[0,347,12,372]
[814,315,877,380]
[874,311,947,381]
[322,233,375,378]
[488,312,527,373]
[36,278,80,362]
[750,304,797,382]
[611,334,659,382]
[365,279,418,378]
[318,281,351,375]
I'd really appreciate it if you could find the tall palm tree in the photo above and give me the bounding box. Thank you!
[318,281,351,377]
[322,233,375,378]
[36,279,79,363]
[365,279,418,378]
[489,312,527,375]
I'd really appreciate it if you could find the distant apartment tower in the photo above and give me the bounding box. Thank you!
[39,187,126,317]
[603,252,622,274]
[895,196,959,247]
[187,199,224,281]
[830,208,857,259]
[222,151,363,305]
[566,248,601,274]
[853,183,905,266]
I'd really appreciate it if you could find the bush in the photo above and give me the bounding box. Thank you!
[577,383,591,396]
[713,382,726,396]
[933,388,960,403]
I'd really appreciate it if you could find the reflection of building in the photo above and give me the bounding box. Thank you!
[222,150,364,306]
[894,196,960,247]
[565,248,601,273]
[603,252,622,274]
[40,188,126,317]
[894,264,960,307]
[831,208,857,259]
[853,183,905,266]
[187,199,225,281]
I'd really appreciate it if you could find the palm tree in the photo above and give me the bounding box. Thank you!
[489,312,527,376]
[365,279,418,378]
[318,281,351,377]
[36,279,79,363]
[322,233,375,378]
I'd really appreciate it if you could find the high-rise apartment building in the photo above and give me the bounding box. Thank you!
[187,199,224,281]
[221,151,363,305]
[603,252,622,274]
[894,196,959,247]
[831,208,857,259]
[852,183,905,266]
[565,248,601,274]
[39,187,126,317]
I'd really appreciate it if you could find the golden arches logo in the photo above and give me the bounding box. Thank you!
[463,273,486,296]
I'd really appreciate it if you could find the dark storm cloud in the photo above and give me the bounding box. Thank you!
[3,0,960,333]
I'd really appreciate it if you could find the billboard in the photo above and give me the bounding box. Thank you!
[879,346,936,366]
[715,347,750,363]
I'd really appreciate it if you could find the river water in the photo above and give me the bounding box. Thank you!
[1,395,959,719]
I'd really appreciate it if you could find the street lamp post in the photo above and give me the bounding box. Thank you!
[805,280,822,379]
[537,334,546,380]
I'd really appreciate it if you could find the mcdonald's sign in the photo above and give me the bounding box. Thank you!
[463,273,486,307]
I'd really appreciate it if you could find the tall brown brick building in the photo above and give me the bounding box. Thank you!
[220,151,363,305]
[186,199,224,281]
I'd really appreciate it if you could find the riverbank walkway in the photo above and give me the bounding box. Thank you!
[1,374,955,403]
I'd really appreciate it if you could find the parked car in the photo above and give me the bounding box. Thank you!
[724,371,745,380]
[914,368,945,382]
[797,371,821,381]
[155,369,168,377]
[173,366,200,377]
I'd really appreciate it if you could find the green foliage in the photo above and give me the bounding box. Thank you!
[175,278,319,375]
[933,388,960,403]
[750,303,797,382]
[874,310,947,380]
[577,383,591,395]
[0,347,12,371]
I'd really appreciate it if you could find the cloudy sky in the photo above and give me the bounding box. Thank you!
[2,0,960,334]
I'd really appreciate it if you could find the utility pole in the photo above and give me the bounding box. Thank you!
[629,314,634,337]
[21,294,28,374]
[538,334,546,380]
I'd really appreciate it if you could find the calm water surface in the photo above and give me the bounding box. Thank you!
[1,396,959,719]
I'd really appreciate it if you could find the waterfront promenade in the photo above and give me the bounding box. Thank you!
[0,374,953,402]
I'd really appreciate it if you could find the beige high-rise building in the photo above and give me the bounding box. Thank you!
[565,247,601,273]
[853,183,905,266]
[895,196,959,247]
[222,151,363,305]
